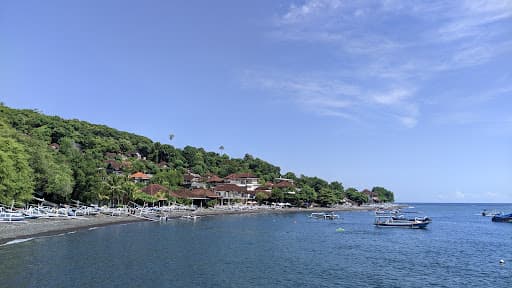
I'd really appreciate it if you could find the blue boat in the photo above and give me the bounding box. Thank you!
[491,213,512,223]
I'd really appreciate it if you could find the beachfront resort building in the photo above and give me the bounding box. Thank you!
[224,173,260,191]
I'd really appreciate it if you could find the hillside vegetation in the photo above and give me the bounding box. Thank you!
[0,104,394,206]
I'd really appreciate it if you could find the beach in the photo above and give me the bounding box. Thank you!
[0,205,381,245]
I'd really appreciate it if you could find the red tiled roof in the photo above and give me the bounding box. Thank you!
[129,172,150,180]
[225,173,257,179]
[183,174,195,181]
[251,187,271,196]
[214,184,247,193]
[174,189,219,199]
[141,184,169,196]
[206,175,223,183]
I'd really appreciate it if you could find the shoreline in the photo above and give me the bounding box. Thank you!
[0,206,383,246]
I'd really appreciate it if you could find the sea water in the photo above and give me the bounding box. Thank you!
[0,203,511,287]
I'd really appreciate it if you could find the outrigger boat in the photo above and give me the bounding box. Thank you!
[0,207,25,222]
[309,212,340,220]
[374,215,431,229]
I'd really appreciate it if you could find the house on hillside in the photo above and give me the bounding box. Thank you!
[105,160,122,175]
[205,174,224,187]
[129,172,151,184]
[214,184,255,205]
[183,172,207,189]
[224,173,260,191]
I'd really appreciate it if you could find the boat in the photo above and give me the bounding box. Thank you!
[392,214,432,222]
[309,212,340,220]
[491,213,512,223]
[482,209,501,217]
[0,207,26,222]
[374,215,431,229]
[181,215,201,220]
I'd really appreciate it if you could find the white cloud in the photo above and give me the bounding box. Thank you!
[253,0,512,128]
[372,88,412,105]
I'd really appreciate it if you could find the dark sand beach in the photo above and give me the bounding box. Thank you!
[0,206,379,245]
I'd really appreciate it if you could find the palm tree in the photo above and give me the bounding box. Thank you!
[169,133,174,142]
[219,145,224,154]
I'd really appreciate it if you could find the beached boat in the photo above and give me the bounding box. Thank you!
[491,213,512,223]
[374,215,430,229]
[309,212,340,220]
[0,207,25,222]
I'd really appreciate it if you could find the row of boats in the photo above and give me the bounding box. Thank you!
[0,205,103,222]
[374,209,431,229]
[481,209,512,223]
[310,209,432,229]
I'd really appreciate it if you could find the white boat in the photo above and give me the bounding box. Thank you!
[181,215,201,220]
[374,215,431,229]
[0,207,25,222]
[481,209,501,217]
[309,212,340,220]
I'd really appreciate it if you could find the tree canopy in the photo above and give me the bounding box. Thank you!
[0,104,394,206]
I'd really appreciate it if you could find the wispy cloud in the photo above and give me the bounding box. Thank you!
[246,70,420,127]
[251,0,512,128]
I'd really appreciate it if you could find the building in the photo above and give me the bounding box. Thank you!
[173,188,220,208]
[129,172,151,184]
[224,173,260,191]
[183,172,207,189]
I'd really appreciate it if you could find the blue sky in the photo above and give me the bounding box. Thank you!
[1,0,511,202]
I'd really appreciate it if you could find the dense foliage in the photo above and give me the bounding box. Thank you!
[0,104,394,206]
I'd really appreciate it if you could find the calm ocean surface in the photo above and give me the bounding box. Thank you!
[1,203,512,287]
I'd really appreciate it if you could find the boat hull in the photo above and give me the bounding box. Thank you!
[492,214,512,223]
[375,222,429,229]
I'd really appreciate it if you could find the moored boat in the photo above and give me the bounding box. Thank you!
[491,213,512,223]
[374,215,431,229]
[482,209,501,217]
[309,212,340,220]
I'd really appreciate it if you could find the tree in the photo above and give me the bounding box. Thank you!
[150,169,183,189]
[0,131,35,203]
[372,186,394,202]
[345,187,368,205]
[296,185,317,204]
[317,188,337,207]
[255,192,269,204]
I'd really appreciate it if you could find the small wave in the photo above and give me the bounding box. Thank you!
[1,238,34,246]
[88,227,98,230]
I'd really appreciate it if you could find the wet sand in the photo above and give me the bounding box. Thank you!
[0,206,380,245]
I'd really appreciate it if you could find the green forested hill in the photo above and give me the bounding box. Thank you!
[0,104,393,206]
